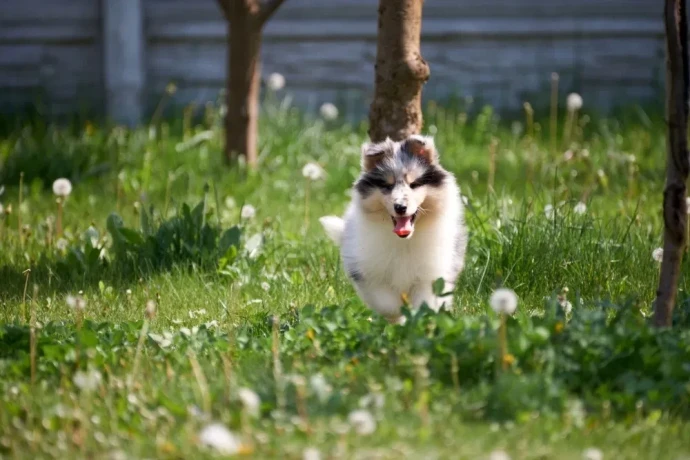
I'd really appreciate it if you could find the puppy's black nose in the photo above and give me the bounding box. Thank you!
[394,204,407,215]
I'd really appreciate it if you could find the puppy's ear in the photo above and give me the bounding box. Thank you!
[404,135,438,164]
[361,138,395,171]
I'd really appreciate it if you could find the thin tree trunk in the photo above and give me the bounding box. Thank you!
[368,0,430,142]
[654,0,689,327]
[225,19,262,166]
[216,0,286,168]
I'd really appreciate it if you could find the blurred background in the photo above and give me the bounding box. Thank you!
[0,0,662,121]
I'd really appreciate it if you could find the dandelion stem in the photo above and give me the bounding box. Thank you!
[188,350,211,415]
[30,284,38,386]
[56,198,64,239]
[128,318,149,389]
[304,181,311,230]
[563,110,576,148]
[272,315,285,412]
[488,137,498,193]
[550,73,559,155]
[294,373,310,432]
[21,268,31,323]
[18,172,24,245]
[498,314,508,371]
[450,352,460,392]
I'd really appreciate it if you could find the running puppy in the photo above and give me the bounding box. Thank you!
[320,135,467,323]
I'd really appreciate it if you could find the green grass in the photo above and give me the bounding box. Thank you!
[1,100,689,459]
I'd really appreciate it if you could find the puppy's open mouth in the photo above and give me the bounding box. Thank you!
[391,212,418,238]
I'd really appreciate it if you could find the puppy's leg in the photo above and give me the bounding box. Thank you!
[356,284,405,324]
[411,280,455,313]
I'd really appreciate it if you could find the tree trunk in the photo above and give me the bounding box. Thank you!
[368,0,430,142]
[654,0,689,327]
[216,0,286,168]
[225,19,262,166]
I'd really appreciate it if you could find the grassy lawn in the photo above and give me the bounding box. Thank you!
[1,101,689,459]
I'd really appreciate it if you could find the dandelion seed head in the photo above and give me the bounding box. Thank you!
[73,369,102,392]
[489,450,511,460]
[303,447,321,460]
[490,288,518,315]
[319,102,339,120]
[198,423,241,455]
[56,238,69,251]
[241,204,256,220]
[302,162,325,181]
[348,409,376,435]
[544,204,555,220]
[582,447,603,460]
[309,373,332,402]
[52,178,73,197]
[574,202,587,215]
[567,93,583,112]
[238,388,261,417]
[652,247,664,263]
[267,73,285,91]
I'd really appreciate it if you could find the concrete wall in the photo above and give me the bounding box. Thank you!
[0,0,664,122]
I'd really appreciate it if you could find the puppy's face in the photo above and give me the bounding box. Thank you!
[354,135,448,239]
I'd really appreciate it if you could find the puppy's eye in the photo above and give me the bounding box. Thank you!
[409,181,422,189]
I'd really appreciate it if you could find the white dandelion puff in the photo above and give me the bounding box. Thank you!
[56,238,69,251]
[302,162,325,181]
[73,369,102,392]
[489,450,512,460]
[319,102,339,121]
[544,204,555,220]
[66,295,77,309]
[348,409,376,435]
[582,447,603,460]
[267,73,285,91]
[574,202,587,215]
[52,178,73,197]
[559,299,573,315]
[261,282,270,292]
[67,295,86,311]
[238,388,261,417]
[303,447,321,460]
[652,247,664,263]
[241,204,256,220]
[567,93,583,112]
[309,373,332,402]
[198,423,241,455]
[490,288,518,315]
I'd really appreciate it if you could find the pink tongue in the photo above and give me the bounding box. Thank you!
[393,216,413,236]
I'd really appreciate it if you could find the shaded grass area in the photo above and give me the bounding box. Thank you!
[1,101,689,459]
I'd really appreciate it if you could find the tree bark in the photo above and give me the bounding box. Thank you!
[368,0,430,142]
[654,0,689,327]
[226,18,262,166]
[216,0,286,167]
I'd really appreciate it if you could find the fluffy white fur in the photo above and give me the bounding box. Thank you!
[320,135,467,323]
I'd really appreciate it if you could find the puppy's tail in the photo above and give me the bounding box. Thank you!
[319,216,345,246]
